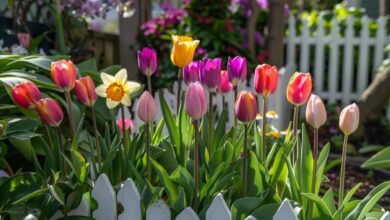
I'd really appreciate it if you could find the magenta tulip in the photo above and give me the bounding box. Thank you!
[183,61,200,85]
[137,91,157,123]
[199,57,221,91]
[217,70,233,95]
[185,82,207,120]
[227,56,247,86]
[137,47,157,76]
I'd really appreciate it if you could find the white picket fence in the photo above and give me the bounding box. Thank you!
[50,174,300,220]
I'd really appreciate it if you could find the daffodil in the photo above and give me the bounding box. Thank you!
[95,68,141,109]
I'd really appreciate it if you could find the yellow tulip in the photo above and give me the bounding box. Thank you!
[170,35,200,67]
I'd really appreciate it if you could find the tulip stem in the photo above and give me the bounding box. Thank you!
[208,91,213,154]
[222,96,226,112]
[56,127,67,175]
[65,91,76,136]
[292,106,299,162]
[121,105,128,150]
[234,86,238,128]
[91,107,102,171]
[339,134,349,208]
[176,68,182,115]
[243,123,248,196]
[308,128,319,220]
[147,75,152,95]
[146,123,151,182]
[261,96,267,163]
[193,120,199,212]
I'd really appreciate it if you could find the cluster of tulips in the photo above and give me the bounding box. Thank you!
[10,34,361,217]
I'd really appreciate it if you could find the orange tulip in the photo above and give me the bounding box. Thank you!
[254,64,278,97]
[286,72,312,106]
[235,91,258,123]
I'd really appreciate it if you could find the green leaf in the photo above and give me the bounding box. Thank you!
[295,124,313,194]
[231,197,263,220]
[302,193,333,219]
[151,158,178,204]
[49,185,65,205]
[71,149,88,183]
[6,118,40,134]
[362,147,390,169]
[323,188,337,214]
[250,203,280,220]
[71,114,86,150]
[8,135,34,160]
[170,166,194,205]
[316,143,330,194]
[172,187,187,214]
[247,151,263,196]
[345,181,390,220]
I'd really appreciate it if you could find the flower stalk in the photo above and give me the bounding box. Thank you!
[176,68,182,114]
[292,105,299,161]
[121,105,128,149]
[208,91,213,153]
[65,91,75,136]
[146,123,151,182]
[261,97,267,163]
[91,107,102,170]
[243,123,248,196]
[193,120,200,212]
[339,134,348,207]
[308,128,319,220]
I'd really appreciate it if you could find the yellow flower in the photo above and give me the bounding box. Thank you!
[170,35,200,67]
[266,131,280,139]
[95,68,141,109]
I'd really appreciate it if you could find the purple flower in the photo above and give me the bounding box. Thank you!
[255,32,265,46]
[256,0,268,9]
[183,61,201,85]
[138,47,157,76]
[199,57,221,91]
[227,56,247,86]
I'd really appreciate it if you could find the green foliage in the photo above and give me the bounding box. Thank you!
[362,147,390,169]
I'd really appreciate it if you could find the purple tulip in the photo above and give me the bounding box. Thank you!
[137,47,157,76]
[199,57,221,91]
[183,61,200,85]
[185,82,207,120]
[227,56,247,86]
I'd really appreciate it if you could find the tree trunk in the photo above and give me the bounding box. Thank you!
[246,0,260,56]
[355,66,390,138]
[380,0,390,30]
[266,0,287,68]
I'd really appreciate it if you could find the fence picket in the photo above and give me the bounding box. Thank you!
[328,17,340,103]
[357,16,370,95]
[176,207,199,220]
[206,193,231,220]
[68,197,90,216]
[342,16,355,105]
[373,17,387,71]
[381,211,390,220]
[287,16,296,69]
[299,19,310,72]
[245,215,257,220]
[146,200,171,220]
[92,174,117,220]
[314,17,325,93]
[117,178,142,220]
[273,199,298,220]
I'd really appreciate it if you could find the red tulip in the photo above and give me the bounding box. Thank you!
[339,103,359,135]
[75,76,97,107]
[51,60,77,91]
[235,91,258,123]
[11,81,42,108]
[35,98,64,127]
[286,72,312,106]
[254,64,278,97]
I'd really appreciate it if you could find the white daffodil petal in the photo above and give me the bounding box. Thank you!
[101,73,116,85]
[121,93,131,106]
[95,85,108,97]
[115,68,128,84]
[106,98,119,109]
[126,81,141,94]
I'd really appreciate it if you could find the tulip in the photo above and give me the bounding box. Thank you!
[235,90,257,196]
[217,70,233,96]
[51,60,77,91]
[286,72,312,106]
[199,57,222,91]
[227,56,247,87]
[254,64,278,97]
[306,94,327,129]
[235,91,258,124]
[116,117,134,132]
[183,61,200,85]
[17,33,31,48]
[185,82,207,120]
[35,98,64,127]
[170,35,200,68]
[339,103,360,136]
[11,81,42,108]
[137,91,157,123]
[338,103,359,209]
[75,77,97,107]
[138,47,157,76]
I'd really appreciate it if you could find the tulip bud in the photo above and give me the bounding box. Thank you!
[217,70,233,95]
[235,91,258,123]
[199,57,221,91]
[137,91,157,123]
[227,56,247,86]
[185,82,207,120]
[339,103,359,136]
[305,94,327,129]
[11,81,42,108]
[183,61,200,85]
[75,76,97,107]
[35,98,64,127]
[170,35,199,67]
[254,64,278,97]
[138,47,157,76]
[286,72,312,106]
[51,60,77,91]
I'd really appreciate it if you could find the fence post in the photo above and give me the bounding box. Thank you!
[328,17,341,104]
[92,174,117,220]
[357,16,370,95]
[342,16,355,105]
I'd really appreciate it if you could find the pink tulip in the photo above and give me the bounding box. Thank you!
[235,91,258,123]
[11,81,42,108]
[35,98,64,127]
[137,91,157,123]
[116,118,134,132]
[305,94,327,129]
[75,76,97,107]
[217,70,233,95]
[185,82,207,120]
[51,60,77,91]
[339,103,359,135]
[17,33,31,48]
